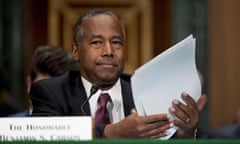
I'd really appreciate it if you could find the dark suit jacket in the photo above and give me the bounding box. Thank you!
[30,70,135,138]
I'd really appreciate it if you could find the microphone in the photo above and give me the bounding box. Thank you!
[80,84,100,115]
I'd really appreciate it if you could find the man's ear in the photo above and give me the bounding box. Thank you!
[72,43,80,61]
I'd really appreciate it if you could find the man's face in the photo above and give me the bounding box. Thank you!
[73,14,124,88]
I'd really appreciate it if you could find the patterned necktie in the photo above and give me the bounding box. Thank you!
[95,93,111,125]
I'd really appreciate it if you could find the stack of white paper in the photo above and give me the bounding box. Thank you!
[131,35,201,140]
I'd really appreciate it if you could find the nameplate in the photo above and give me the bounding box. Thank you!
[0,116,93,141]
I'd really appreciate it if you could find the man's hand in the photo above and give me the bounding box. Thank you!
[197,94,208,111]
[103,111,173,139]
[169,92,199,138]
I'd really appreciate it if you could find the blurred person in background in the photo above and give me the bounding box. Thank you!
[10,45,79,117]
[209,110,240,138]
[0,68,19,116]
[196,71,240,139]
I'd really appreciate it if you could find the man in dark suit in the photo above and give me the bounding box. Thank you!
[30,9,200,139]
[10,45,78,117]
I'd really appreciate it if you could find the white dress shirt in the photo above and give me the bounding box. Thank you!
[81,77,125,124]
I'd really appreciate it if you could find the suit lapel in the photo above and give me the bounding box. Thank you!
[65,71,91,115]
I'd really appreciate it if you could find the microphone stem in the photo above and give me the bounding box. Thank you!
[80,84,99,115]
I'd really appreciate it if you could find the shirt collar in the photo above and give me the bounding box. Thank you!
[81,76,121,98]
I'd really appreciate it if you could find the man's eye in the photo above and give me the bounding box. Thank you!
[91,41,102,45]
[112,41,122,46]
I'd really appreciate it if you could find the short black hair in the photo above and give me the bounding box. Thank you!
[73,9,121,45]
[30,45,79,80]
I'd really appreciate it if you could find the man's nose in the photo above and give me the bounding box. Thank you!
[102,42,113,56]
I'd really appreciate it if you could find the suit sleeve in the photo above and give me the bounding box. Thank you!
[30,81,63,116]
